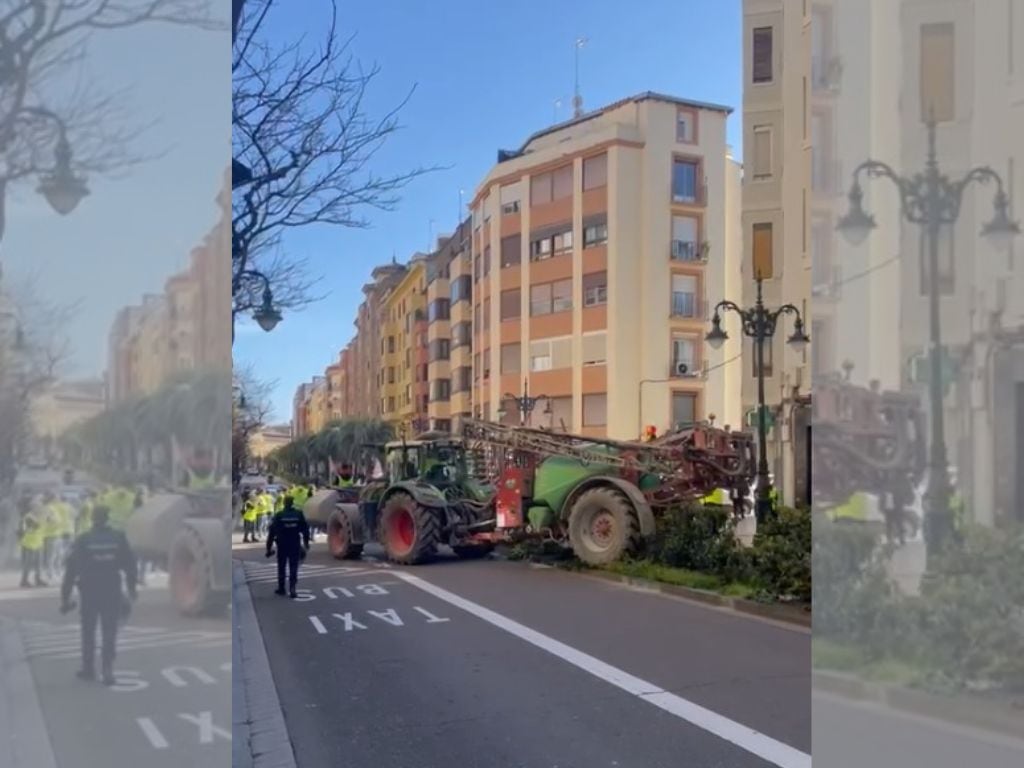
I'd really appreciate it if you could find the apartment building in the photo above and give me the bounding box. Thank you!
[468,92,741,439]
[325,359,344,421]
[350,261,407,420]
[742,0,813,506]
[292,382,313,437]
[379,257,428,430]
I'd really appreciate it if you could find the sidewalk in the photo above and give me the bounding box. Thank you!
[232,556,296,768]
[0,617,58,768]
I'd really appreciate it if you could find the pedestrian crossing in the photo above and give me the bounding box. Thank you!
[17,619,231,661]
[0,572,170,602]
[240,559,391,585]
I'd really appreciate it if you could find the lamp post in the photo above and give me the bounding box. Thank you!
[706,277,809,524]
[837,116,1019,565]
[497,378,551,427]
[232,269,282,334]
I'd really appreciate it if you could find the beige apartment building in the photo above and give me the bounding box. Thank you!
[470,91,742,439]
[424,219,472,433]
[742,0,814,506]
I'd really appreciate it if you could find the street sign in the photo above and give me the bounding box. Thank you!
[908,348,956,397]
[745,406,776,430]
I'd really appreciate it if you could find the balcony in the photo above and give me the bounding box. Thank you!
[670,293,703,320]
[670,240,710,263]
[670,180,707,207]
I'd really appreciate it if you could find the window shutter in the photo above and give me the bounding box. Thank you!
[753,27,773,83]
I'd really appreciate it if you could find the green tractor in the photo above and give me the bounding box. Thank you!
[310,433,496,565]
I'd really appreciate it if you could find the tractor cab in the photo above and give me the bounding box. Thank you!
[384,433,467,488]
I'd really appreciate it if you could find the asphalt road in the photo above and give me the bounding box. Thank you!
[812,690,1024,767]
[0,569,231,768]
[238,541,811,768]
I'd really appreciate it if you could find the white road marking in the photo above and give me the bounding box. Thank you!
[308,616,327,635]
[179,711,231,744]
[392,571,811,768]
[137,717,170,749]
[413,606,451,624]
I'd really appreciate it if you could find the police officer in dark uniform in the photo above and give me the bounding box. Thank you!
[266,495,310,598]
[60,505,138,686]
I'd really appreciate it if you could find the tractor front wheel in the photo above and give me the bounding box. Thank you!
[327,508,363,560]
[567,487,639,566]
[169,527,226,616]
[378,493,439,565]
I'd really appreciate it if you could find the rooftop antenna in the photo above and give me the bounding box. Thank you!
[459,188,465,224]
[573,36,588,118]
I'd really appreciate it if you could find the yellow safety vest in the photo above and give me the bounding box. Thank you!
[830,492,868,522]
[41,504,62,539]
[335,477,355,488]
[20,513,44,551]
[702,488,730,506]
[55,502,75,536]
[243,501,259,523]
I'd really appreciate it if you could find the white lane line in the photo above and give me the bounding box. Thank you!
[392,571,811,768]
[137,717,170,749]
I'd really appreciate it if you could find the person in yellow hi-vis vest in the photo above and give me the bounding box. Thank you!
[40,493,62,580]
[950,491,966,531]
[107,487,134,532]
[18,501,46,587]
[242,493,259,543]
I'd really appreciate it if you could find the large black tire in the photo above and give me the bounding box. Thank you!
[327,508,363,560]
[567,487,639,566]
[451,543,495,560]
[378,492,439,565]
[169,527,226,616]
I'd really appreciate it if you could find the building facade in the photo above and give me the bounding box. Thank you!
[469,92,742,439]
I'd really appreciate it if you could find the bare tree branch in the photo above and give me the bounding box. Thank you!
[231,0,441,328]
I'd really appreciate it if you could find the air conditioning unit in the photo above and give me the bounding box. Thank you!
[674,361,695,377]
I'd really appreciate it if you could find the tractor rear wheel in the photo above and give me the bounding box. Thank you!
[169,527,226,616]
[452,543,495,560]
[327,508,363,560]
[379,493,439,565]
[567,487,639,566]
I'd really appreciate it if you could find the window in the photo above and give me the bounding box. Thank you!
[671,216,700,261]
[474,303,481,330]
[672,336,697,376]
[500,343,521,374]
[583,215,608,247]
[553,229,573,253]
[473,352,480,380]
[671,393,696,427]
[672,159,700,203]
[532,279,572,316]
[920,23,955,122]
[552,165,573,200]
[670,274,698,317]
[449,275,472,305]
[431,379,451,402]
[500,182,522,214]
[752,125,772,179]
[500,288,520,320]
[676,109,695,143]
[483,246,491,276]
[388,396,396,412]
[530,338,573,371]
[433,418,452,433]
[452,321,472,349]
[752,222,774,280]
[547,396,573,432]
[388,366,395,384]
[387,336,395,354]
[811,217,835,292]
[429,338,450,362]
[530,235,553,261]
[583,154,608,190]
[428,299,450,322]
[582,333,607,366]
[483,297,491,331]
[582,394,607,427]
[811,112,833,192]
[452,367,472,393]
[753,27,773,83]
[474,254,481,283]
[530,172,553,205]
[583,271,608,307]
[752,337,774,377]
[501,234,521,267]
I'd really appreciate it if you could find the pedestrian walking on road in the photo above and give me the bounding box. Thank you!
[266,496,310,599]
[60,505,138,686]
[242,492,259,542]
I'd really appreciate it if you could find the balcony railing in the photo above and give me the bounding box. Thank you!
[671,180,707,206]
[670,240,710,263]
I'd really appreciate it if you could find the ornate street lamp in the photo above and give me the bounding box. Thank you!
[837,116,1019,565]
[706,276,809,524]
[234,270,281,333]
[497,378,551,426]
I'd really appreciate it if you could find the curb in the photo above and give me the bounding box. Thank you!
[813,669,1024,740]
[0,617,59,768]
[562,567,812,628]
[232,561,297,768]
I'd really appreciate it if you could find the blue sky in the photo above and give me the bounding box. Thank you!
[4,6,229,379]
[232,0,743,422]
